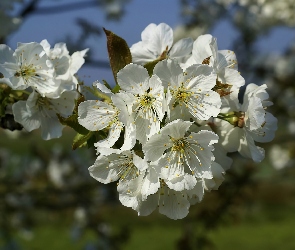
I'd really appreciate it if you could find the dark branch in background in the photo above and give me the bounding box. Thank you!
[18,0,99,18]
[18,0,39,18]
[18,0,131,18]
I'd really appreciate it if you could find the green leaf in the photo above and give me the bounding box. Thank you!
[87,132,99,148]
[72,131,94,150]
[103,28,132,85]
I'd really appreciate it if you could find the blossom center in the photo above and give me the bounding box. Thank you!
[15,64,38,82]
[140,94,154,106]
[171,87,191,107]
[157,45,169,60]
[171,138,188,153]
[37,96,51,109]
[107,108,121,129]
[117,155,139,182]
[221,111,245,128]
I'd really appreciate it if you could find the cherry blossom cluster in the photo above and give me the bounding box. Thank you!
[77,23,277,219]
[0,41,88,139]
[0,22,278,219]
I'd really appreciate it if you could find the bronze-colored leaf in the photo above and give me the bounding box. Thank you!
[103,28,132,85]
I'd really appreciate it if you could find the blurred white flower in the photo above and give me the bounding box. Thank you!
[0,10,22,38]
[74,207,87,226]
[269,145,290,170]
[288,120,295,135]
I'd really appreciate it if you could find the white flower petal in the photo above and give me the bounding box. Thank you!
[217,50,238,70]
[143,23,173,56]
[169,37,193,58]
[165,173,197,191]
[89,155,120,184]
[130,42,155,64]
[161,119,193,138]
[141,166,160,199]
[93,80,113,95]
[251,112,277,143]
[154,59,184,88]
[143,132,172,162]
[95,121,122,148]
[117,64,149,95]
[120,123,136,151]
[190,34,214,64]
[39,115,64,140]
[158,187,190,220]
[186,181,204,205]
[78,100,116,131]
[12,100,40,132]
[239,132,265,162]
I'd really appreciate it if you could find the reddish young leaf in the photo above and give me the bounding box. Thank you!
[103,28,132,85]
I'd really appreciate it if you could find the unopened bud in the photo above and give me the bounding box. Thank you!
[222,111,245,128]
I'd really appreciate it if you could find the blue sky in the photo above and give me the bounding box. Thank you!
[7,0,295,86]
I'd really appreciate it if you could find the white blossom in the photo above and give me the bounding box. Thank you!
[183,34,245,108]
[0,42,59,96]
[78,82,135,150]
[143,119,218,188]
[130,23,193,65]
[269,145,291,170]
[217,83,277,162]
[118,162,204,219]
[154,59,221,121]
[12,90,77,140]
[40,40,88,98]
[89,149,147,184]
[117,63,166,143]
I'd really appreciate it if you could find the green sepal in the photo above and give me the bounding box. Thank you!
[83,85,102,98]
[57,113,88,135]
[72,130,106,150]
[143,46,169,76]
[144,58,163,76]
[112,84,120,93]
[103,28,132,85]
[82,85,111,103]
[102,80,112,90]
